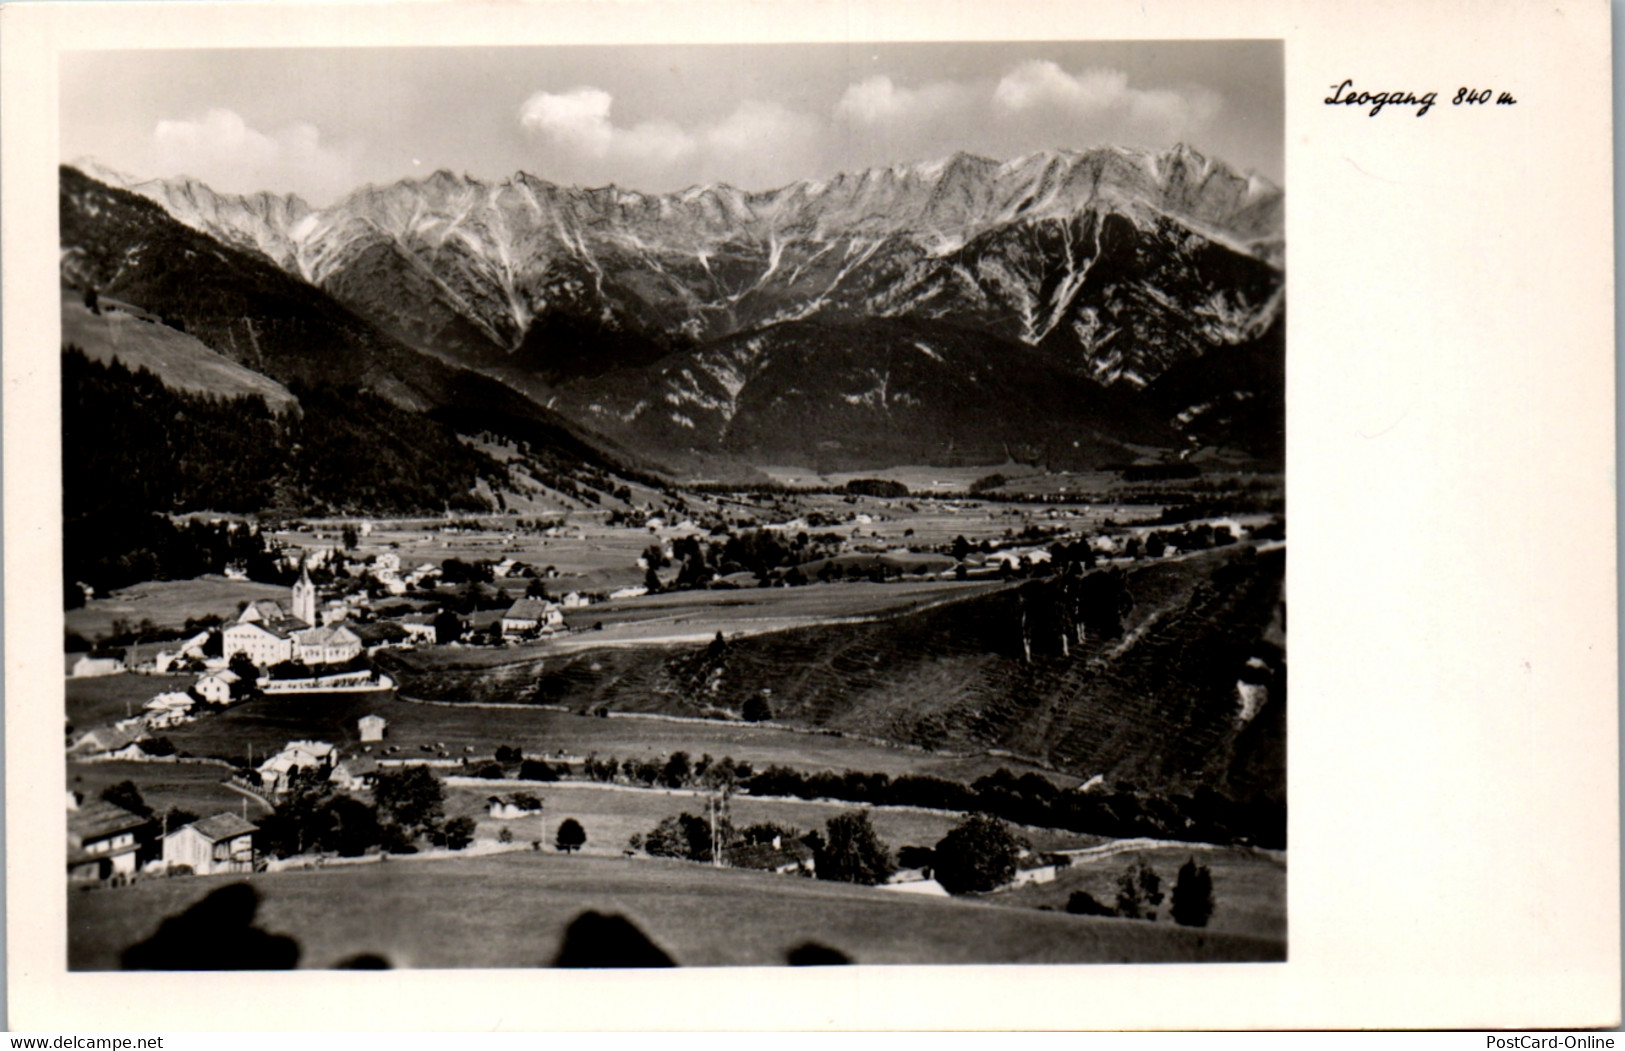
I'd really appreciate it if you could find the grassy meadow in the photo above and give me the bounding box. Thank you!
[69,850,1283,969]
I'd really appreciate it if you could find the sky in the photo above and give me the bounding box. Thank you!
[61,42,1282,207]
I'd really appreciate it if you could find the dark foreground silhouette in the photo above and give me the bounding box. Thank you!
[121,884,299,970]
[550,911,676,967]
[119,887,846,969]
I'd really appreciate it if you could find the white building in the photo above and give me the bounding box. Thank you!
[223,619,296,667]
[194,668,240,705]
[163,814,257,875]
[70,656,123,678]
[358,714,388,742]
[256,740,337,795]
[291,624,363,665]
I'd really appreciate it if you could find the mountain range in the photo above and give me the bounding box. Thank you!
[65,143,1283,476]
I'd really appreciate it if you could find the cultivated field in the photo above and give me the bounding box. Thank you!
[67,759,271,821]
[65,673,198,734]
[68,851,1284,968]
[992,842,1287,942]
[408,578,1007,659]
[66,576,290,642]
[157,690,1077,784]
[442,781,1098,858]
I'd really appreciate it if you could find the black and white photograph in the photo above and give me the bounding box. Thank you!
[7,0,1617,1032]
[56,39,1286,970]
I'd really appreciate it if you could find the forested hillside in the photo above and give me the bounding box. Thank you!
[62,347,501,596]
[385,544,1285,820]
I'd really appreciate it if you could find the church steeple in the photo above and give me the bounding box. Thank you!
[292,562,317,627]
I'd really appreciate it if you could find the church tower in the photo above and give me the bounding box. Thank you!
[291,563,317,627]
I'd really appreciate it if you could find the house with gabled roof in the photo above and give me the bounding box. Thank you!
[194,668,240,705]
[223,617,299,667]
[70,655,124,678]
[238,599,291,625]
[501,597,563,637]
[256,740,337,795]
[67,722,146,759]
[291,623,363,665]
[728,838,816,876]
[163,813,257,875]
[329,756,380,792]
[68,796,151,881]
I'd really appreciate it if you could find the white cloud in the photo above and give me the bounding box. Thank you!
[150,108,356,204]
[834,75,974,128]
[519,88,821,189]
[992,61,1222,142]
[518,64,1226,192]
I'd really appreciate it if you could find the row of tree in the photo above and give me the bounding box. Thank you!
[632,806,1035,896]
[742,764,1284,850]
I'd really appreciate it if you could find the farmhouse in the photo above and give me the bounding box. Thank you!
[257,740,337,795]
[194,668,240,705]
[68,796,150,881]
[1009,852,1071,888]
[329,756,380,792]
[163,813,257,875]
[142,691,195,729]
[67,722,146,759]
[729,838,815,876]
[394,613,438,644]
[71,655,123,679]
[501,597,564,637]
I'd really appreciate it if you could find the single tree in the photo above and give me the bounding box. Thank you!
[159,806,201,834]
[1171,857,1216,927]
[555,818,587,853]
[439,815,477,851]
[432,609,464,645]
[227,653,260,698]
[814,809,895,885]
[1116,859,1164,920]
[519,758,558,782]
[660,751,691,788]
[372,765,445,837]
[931,813,1021,894]
[98,780,151,819]
[742,694,772,723]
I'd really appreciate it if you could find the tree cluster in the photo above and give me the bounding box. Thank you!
[742,764,1282,850]
[1064,857,1215,927]
[258,765,479,858]
[930,814,1022,894]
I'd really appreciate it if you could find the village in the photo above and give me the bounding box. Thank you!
[64,493,1285,967]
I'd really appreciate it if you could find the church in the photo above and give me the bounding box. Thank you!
[222,566,363,668]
